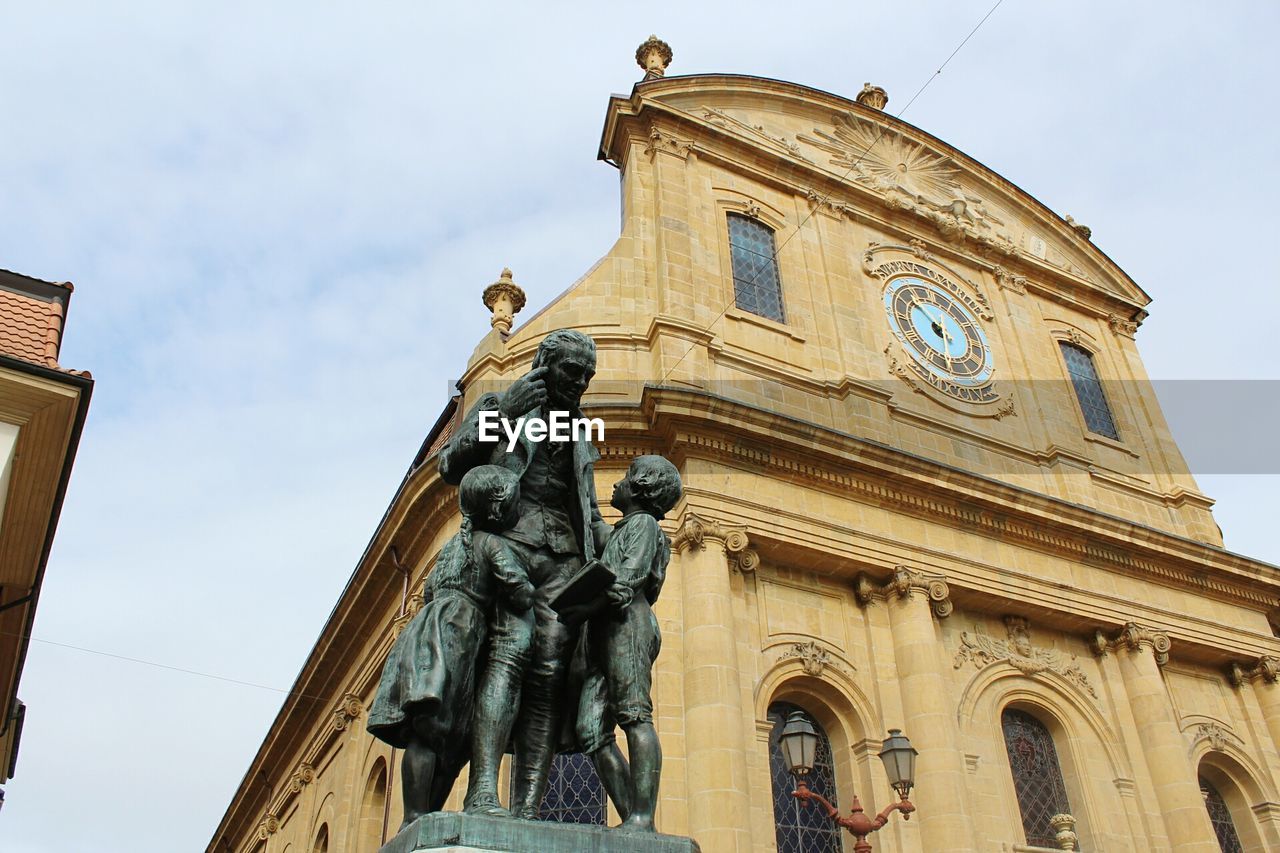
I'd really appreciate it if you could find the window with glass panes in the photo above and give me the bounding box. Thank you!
[767,703,842,853]
[1200,776,1244,853]
[1002,709,1074,848]
[728,213,785,322]
[518,752,606,825]
[1059,341,1120,439]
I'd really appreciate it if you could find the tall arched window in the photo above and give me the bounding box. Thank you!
[311,823,329,853]
[1200,776,1244,853]
[1002,708,1073,848]
[1059,341,1119,440]
[767,702,842,853]
[728,213,785,322]
[359,758,389,851]
[528,753,606,825]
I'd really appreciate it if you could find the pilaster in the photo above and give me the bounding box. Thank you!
[856,566,973,852]
[1091,624,1218,852]
[674,512,753,852]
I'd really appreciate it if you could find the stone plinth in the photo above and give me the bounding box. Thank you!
[381,812,701,853]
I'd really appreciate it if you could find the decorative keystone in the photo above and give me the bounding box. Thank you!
[856,82,889,110]
[636,35,673,80]
[481,268,527,336]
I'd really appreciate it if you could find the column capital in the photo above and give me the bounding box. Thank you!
[670,512,758,571]
[854,565,953,619]
[1228,655,1280,687]
[1089,622,1172,666]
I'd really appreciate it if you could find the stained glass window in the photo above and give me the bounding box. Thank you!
[1200,776,1244,853]
[1059,342,1120,440]
[530,752,606,825]
[728,213,785,322]
[1002,709,1073,848]
[767,703,842,853]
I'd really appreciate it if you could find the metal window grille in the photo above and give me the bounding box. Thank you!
[1002,709,1073,848]
[767,703,842,853]
[1059,342,1120,440]
[527,752,606,825]
[1200,777,1244,853]
[728,213,785,322]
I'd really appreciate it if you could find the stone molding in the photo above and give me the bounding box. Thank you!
[286,762,315,794]
[854,565,953,618]
[1108,313,1139,338]
[700,106,811,163]
[953,615,1096,698]
[671,512,759,572]
[774,639,853,677]
[993,264,1028,294]
[1189,721,1232,752]
[1228,655,1280,687]
[254,814,279,841]
[644,123,694,161]
[1089,622,1172,667]
[331,693,364,732]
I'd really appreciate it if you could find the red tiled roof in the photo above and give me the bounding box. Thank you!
[0,288,64,368]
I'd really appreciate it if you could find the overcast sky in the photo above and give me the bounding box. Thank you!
[1,2,1277,851]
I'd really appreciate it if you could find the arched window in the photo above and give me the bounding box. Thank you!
[1200,776,1244,853]
[728,213,785,322]
[1002,708,1073,848]
[1059,341,1119,439]
[311,823,329,853]
[767,702,842,853]
[359,758,389,851]
[530,753,606,824]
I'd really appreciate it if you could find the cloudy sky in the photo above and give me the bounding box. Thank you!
[2,2,1277,850]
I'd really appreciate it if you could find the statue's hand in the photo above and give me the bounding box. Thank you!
[606,583,633,610]
[511,583,536,612]
[499,367,549,419]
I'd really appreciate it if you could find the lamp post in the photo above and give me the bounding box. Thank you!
[779,712,918,853]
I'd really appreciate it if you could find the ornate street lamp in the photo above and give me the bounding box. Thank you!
[779,711,918,853]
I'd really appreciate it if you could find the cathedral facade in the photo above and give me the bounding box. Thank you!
[210,46,1280,853]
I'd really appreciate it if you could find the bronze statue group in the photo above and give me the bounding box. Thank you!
[368,330,682,836]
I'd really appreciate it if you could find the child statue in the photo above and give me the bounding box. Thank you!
[575,455,683,833]
[367,465,534,829]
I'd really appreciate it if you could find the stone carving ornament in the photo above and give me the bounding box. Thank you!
[952,616,1097,698]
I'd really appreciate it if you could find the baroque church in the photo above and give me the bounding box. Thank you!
[210,39,1280,853]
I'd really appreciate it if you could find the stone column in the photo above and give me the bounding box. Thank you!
[674,513,752,852]
[856,566,976,852]
[1232,656,1280,760]
[1093,624,1218,852]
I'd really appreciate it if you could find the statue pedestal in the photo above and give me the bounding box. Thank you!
[381,812,701,853]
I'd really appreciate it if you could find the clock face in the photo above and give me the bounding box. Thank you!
[884,275,995,394]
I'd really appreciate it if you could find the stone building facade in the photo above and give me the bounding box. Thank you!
[209,54,1280,853]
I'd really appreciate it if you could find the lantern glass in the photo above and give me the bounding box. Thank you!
[878,728,918,798]
[779,710,819,776]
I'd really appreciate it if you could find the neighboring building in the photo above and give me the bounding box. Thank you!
[0,268,92,808]
[210,44,1280,853]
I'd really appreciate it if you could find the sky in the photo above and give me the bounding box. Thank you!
[1,2,1277,850]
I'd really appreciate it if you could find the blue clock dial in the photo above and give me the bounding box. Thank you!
[883,275,995,396]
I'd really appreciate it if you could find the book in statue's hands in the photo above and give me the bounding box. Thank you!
[549,558,616,626]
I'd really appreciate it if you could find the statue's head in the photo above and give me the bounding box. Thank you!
[532,329,596,409]
[614,455,683,520]
[458,464,521,530]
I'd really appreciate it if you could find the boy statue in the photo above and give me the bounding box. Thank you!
[575,455,683,833]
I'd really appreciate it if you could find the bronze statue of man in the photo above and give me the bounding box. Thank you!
[439,329,611,819]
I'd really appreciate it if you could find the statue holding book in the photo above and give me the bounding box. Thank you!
[368,328,686,845]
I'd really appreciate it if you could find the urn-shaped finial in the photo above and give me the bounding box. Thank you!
[1049,813,1079,851]
[482,268,527,336]
[636,35,673,80]
[856,82,889,110]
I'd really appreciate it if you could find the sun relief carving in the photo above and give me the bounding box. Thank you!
[798,112,1018,256]
[953,615,1097,698]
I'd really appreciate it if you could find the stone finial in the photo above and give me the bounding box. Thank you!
[636,35,673,80]
[856,82,889,110]
[1064,215,1092,240]
[481,268,527,336]
[1049,813,1079,851]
